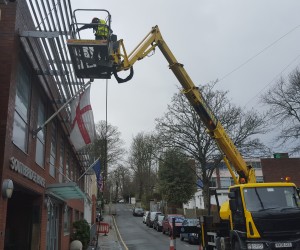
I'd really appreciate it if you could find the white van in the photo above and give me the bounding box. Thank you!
[147,211,161,228]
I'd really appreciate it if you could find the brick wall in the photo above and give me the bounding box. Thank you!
[0,1,86,250]
[0,3,17,250]
[261,158,300,187]
[0,1,17,176]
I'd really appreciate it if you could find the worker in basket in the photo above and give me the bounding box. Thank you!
[76,17,112,62]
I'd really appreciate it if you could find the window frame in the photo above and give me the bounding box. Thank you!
[63,206,71,235]
[35,97,46,168]
[59,137,65,183]
[12,60,31,152]
[49,121,57,178]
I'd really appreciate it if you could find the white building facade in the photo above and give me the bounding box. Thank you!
[184,158,264,210]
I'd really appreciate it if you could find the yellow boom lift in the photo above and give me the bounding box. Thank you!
[67,10,300,250]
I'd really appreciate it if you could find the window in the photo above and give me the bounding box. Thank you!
[256,176,264,183]
[63,206,71,234]
[75,210,79,221]
[251,161,262,170]
[85,176,92,195]
[74,163,78,182]
[220,177,232,188]
[49,122,57,178]
[59,138,64,183]
[35,98,46,167]
[210,177,217,187]
[243,186,300,212]
[12,62,31,152]
[66,152,70,181]
[70,159,74,181]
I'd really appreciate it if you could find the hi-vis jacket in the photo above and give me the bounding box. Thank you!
[95,19,109,38]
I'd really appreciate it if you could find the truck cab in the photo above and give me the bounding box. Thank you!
[208,183,300,249]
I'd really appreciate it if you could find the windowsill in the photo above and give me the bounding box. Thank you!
[35,162,45,169]
[12,141,29,156]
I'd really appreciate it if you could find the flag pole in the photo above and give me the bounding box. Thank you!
[32,80,92,137]
[77,158,100,181]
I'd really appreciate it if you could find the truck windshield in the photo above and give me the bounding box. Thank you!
[243,186,300,212]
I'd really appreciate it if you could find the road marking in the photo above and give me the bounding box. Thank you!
[112,215,129,250]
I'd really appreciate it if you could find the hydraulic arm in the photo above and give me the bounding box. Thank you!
[69,20,300,249]
[112,26,256,184]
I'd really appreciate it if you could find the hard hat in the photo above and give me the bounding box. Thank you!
[92,17,99,23]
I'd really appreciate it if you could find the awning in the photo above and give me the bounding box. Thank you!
[46,182,86,201]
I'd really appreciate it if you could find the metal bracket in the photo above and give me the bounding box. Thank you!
[20,30,60,38]
[35,69,69,76]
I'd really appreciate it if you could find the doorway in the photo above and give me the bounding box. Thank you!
[46,197,59,250]
[4,187,41,250]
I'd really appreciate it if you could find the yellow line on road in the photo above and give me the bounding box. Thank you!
[112,215,128,250]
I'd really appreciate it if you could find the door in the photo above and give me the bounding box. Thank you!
[230,187,246,232]
[46,199,59,250]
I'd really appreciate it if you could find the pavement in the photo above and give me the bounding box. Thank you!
[88,206,124,250]
[97,214,124,250]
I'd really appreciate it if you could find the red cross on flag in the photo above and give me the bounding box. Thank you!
[70,86,95,150]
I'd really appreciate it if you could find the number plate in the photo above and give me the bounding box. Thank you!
[275,242,292,248]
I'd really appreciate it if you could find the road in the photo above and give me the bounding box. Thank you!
[114,203,200,250]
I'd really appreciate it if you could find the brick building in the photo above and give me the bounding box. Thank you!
[0,1,97,249]
[261,157,300,187]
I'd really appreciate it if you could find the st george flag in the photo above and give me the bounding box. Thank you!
[92,159,103,190]
[70,86,95,151]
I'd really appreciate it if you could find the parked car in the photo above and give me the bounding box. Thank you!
[132,207,144,217]
[146,211,162,227]
[162,214,185,236]
[143,211,149,224]
[153,214,165,232]
[180,218,201,244]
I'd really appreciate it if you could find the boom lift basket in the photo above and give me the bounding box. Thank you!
[67,9,116,79]
[67,38,113,79]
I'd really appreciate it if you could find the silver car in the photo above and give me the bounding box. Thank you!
[133,207,144,217]
[153,214,165,231]
[143,211,149,224]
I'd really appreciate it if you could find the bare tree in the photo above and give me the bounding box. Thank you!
[128,132,158,204]
[93,120,126,165]
[87,120,126,202]
[109,165,131,202]
[261,68,300,154]
[155,82,267,208]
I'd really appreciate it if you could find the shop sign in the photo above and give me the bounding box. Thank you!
[10,157,46,187]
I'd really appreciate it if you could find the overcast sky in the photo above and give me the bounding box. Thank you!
[72,1,300,155]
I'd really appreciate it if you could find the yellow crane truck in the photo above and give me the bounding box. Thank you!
[67,10,300,250]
